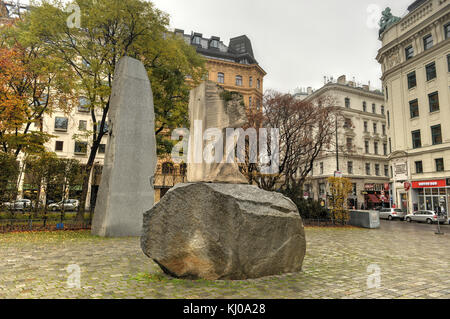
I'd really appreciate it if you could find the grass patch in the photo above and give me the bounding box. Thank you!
[0,230,109,244]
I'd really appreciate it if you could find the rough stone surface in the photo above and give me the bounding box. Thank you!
[187,81,248,184]
[140,183,306,280]
[91,56,156,237]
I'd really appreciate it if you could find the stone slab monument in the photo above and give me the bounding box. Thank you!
[92,56,156,237]
[141,80,306,280]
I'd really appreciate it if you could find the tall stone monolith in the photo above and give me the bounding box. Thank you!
[91,56,156,237]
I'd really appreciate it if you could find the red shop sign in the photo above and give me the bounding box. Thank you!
[412,180,446,189]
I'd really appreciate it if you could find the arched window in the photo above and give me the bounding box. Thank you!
[217,72,224,84]
[345,98,350,108]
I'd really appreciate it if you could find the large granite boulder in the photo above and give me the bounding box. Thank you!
[141,183,306,280]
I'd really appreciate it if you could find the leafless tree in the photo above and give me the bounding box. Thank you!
[242,90,338,200]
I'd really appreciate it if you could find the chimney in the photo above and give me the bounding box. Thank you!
[307,87,313,95]
[337,75,346,85]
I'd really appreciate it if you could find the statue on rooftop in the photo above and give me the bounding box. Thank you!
[379,7,401,37]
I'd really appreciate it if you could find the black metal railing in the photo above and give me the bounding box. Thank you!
[302,218,349,227]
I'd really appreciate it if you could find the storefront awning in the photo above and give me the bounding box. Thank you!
[367,194,381,203]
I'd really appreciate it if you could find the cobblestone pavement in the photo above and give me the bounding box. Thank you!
[0,220,449,299]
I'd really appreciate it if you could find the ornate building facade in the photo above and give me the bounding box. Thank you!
[154,30,267,201]
[298,76,389,209]
[376,0,450,215]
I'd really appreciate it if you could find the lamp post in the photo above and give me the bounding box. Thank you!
[335,115,339,172]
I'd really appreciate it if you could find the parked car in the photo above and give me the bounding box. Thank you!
[3,199,32,211]
[404,210,447,224]
[379,208,406,220]
[48,199,80,212]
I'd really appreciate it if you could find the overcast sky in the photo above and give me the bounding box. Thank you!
[152,0,413,93]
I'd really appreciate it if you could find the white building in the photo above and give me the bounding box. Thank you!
[376,0,450,215]
[299,76,390,209]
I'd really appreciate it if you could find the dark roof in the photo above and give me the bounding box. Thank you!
[177,30,259,65]
[407,0,427,12]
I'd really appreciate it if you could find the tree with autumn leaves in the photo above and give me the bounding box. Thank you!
[1,0,206,216]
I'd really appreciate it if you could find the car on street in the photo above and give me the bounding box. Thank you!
[379,208,406,220]
[2,199,32,211]
[48,199,80,212]
[404,210,447,224]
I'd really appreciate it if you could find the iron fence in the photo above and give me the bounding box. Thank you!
[302,218,349,227]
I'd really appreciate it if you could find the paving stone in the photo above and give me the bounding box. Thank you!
[0,221,448,298]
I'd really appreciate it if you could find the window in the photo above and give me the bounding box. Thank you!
[448,54,450,72]
[98,144,106,154]
[445,23,450,40]
[79,120,87,131]
[382,124,386,136]
[405,45,414,60]
[74,141,87,154]
[384,165,389,177]
[435,158,444,172]
[347,161,353,174]
[373,123,377,134]
[374,141,379,155]
[365,140,369,154]
[412,130,422,149]
[389,138,392,153]
[375,164,380,176]
[249,76,253,87]
[383,143,387,156]
[320,162,324,175]
[372,104,376,114]
[78,97,90,112]
[54,117,68,131]
[364,121,368,132]
[425,62,436,81]
[407,71,416,89]
[423,34,433,50]
[235,75,243,86]
[387,111,390,128]
[385,86,388,100]
[428,92,439,112]
[210,39,219,48]
[409,99,419,118]
[381,105,385,115]
[249,97,252,107]
[415,161,423,174]
[96,121,109,134]
[343,118,352,129]
[345,98,350,108]
[431,125,442,145]
[257,79,260,89]
[319,183,325,195]
[363,101,367,112]
[55,141,64,152]
[346,138,353,151]
[217,72,224,84]
[365,163,371,176]
[192,36,201,45]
